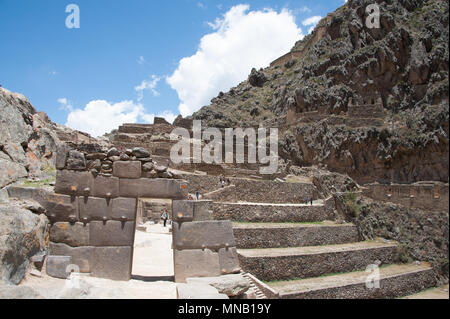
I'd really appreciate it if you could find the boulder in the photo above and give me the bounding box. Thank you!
[106,147,120,158]
[142,162,154,172]
[0,286,44,299]
[154,165,167,173]
[0,204,49,284]
[248,68,267,87]
[66,150,86,170]
[186,274,250,297]
[132,147,150,158]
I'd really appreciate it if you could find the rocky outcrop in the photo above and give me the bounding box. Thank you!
[0,88,60,188]
[335,194,449,281]
[0,201,49,284]
[193,0,449,184]
[0,88,108,188]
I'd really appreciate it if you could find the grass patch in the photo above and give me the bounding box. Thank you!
[23,177,55,188]
[343,190,362,217]
[233,221,322,226]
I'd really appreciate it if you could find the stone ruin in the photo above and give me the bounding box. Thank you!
[347,94,385,119]
[9,143,241,282]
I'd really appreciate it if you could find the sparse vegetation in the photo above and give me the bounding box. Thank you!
[343,190,362,217]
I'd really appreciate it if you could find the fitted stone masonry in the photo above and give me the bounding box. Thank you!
[27,143,241,282]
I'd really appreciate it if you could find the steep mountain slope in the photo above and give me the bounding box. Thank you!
[192,0,449,184]
[0,88,105,188]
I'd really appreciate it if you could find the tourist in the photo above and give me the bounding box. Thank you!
[226,178,231,186]
[161,210,169,227]
[221,180,225,188]
[195,190,200,200]
[310,197,313,206]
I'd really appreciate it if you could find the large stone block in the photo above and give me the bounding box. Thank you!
[119,178,188,199]
[91,175,119,198]
[111,198,137,221]
[89,221,135,246]
[113,161,142,179]
[192,201,213,221]
[218,247,241,275]
[7,186,39,200]
[49,242,93,273]
[66,150,87,170]
[78,197,111,222]
[177,283,229,299]
[55,144,71,170]
[50,222,89,247]
[173,221,235,250]
[172,201,194,222]
[172,200,213,222]
[90,246,133,281]
[186,274,250,297]
[40,193,79,222]
[55,170,94,196]
[174,249,221,283]
[46,256,72,279]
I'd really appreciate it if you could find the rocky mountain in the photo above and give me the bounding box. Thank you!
[0,87,106,189]
[192,0,449,184]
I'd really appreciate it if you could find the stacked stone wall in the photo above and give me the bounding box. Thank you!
[362,182,449,212]
[171,200,241,283]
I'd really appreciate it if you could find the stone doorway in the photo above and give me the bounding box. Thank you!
[131,198,174,281]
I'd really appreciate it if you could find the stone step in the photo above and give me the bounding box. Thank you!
[402,284,449,299]
[213,200,335,223]
[232,222,359,249]
[267,263,436,299]
[237,240,398,282]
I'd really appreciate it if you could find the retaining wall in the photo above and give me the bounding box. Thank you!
[362,182,449,212]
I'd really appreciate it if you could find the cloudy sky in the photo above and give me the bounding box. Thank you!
[0,0,346,137]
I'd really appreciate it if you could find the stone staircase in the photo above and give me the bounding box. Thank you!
[242,273,268,299]
[212,182,437,299]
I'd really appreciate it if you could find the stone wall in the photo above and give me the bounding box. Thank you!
[140,199,172,223]
[347,96,384,119]
[270,50,304,68]
[212,198,335,222]
[362,182,449,212]
[207,179,318,203]
[8,144,243,282]
[41,144,189,281]
[182,174,318,203]
[172,200,241,283]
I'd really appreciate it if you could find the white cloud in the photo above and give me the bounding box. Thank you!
[135,75,161,101]
[141,110,176,125]
[302,15,322,26]
[66,100,145,137]
[57,98,73,111]
[157,110,177,124]
[302,15,322,34]
[167,4,303,117]
[137,56,147,65]
[65,98,178,137]
[291,6,312,14]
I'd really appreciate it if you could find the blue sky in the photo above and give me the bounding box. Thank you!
[0,0,345,136]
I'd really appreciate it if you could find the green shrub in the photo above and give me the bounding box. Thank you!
[343,190,362,217]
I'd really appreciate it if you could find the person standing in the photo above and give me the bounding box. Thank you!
[196,190,200,200]
[161,210,169,227]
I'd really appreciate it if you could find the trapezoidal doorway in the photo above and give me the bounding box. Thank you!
[131,198,174,281]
